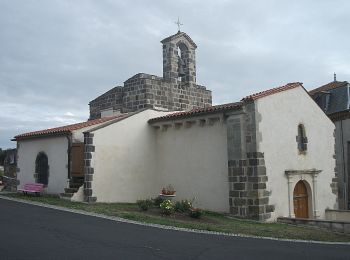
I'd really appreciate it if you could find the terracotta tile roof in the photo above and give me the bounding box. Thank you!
[309,81,348,96]
[15,114,127,140]
[148,102,243,123]
[241,82,303,102]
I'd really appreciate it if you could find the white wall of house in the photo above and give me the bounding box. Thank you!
[256,86,337,221]
[17,136,69,194]
[90,110,171,202]
[155,115,229,212]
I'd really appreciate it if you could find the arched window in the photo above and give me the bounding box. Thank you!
[297,124,308,153]
[177,42,188,81]
[35,152,49,185]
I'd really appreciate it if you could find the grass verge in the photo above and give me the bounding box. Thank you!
[1,193,350,242]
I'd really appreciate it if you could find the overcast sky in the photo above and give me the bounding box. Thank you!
[1,0,350,148]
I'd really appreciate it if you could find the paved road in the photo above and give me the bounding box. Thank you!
[0,199,349,260]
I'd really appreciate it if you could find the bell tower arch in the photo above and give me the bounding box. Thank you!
[161,31,197,85]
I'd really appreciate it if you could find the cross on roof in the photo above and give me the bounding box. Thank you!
[174,17,183,32]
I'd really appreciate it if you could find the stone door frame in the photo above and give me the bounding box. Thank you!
[285,169,321,219]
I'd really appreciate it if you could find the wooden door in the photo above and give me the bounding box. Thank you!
[293,181,309,218]
[71,143,84,177]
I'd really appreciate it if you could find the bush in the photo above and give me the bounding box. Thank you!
[174,200,193,213]
[160,199,174,215]
[153,196,165,208]
[189,208,203,219]
[137,199,153,211]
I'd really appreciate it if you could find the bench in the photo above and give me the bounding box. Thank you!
[18,183,44,196]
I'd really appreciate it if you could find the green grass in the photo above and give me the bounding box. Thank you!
[2,193,350,242]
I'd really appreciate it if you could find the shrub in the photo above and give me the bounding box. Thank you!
[174,200,193,213]
[189,208,203,219]
[137,199,153,211]
[160,199,174,215]
[153,196,165,208]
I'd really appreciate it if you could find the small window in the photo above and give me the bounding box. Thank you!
[297,124,308,154]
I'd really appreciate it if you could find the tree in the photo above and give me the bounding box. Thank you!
[0,149,6,166]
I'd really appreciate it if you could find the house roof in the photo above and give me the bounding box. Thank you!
[148,102,243,123]
[241,82,302,102]
[309,81,349,96]
[14,115,127,140]
[149,82,302,123]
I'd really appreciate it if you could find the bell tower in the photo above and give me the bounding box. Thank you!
[161,31,197,85]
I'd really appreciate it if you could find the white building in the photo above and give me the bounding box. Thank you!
[15,82,337,221]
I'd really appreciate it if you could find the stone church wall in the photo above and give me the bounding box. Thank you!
[90,73,212,119]
[84,110,171,202]
[257,87,337,221]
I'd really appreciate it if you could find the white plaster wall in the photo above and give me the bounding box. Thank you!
[155,117,229,212]
[17,136,68,194]
[90,110,171,202]
[257,87,337,221]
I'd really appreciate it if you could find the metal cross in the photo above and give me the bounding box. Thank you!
[175,17,183,32]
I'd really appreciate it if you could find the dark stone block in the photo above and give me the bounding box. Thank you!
[239,176,247,182]
[85,153,92,160]
[84,189,92,196]
[266,204,275,213]
[229,190,239,197]
[256,166,266,176]
[229,177,238,182]
[248,176,259,182]
[248,159,259,166]
[234,198,246,206]
[229,198,233,206]
[239,160,247,166]
[253,183,266,190]
[248,199,254,205]
[84,160,91,167]
[85,174,93,181]
[239,191,248,197]
[230,207,239,215]
[239,207,247,216]
[254,197,269,205]
[248,205,264,215]
[84,167,94,175]
[232,167,245,176]
[234,183,246,190]
[84,182,92,189]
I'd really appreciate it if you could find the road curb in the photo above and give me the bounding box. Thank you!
[1,195,349,245]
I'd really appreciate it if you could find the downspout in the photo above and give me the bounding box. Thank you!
[66,133,72,181]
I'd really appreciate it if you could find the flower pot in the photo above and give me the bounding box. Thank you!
[159,194,176,200]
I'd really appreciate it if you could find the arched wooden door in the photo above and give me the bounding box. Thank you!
[35,152,48,185]
[293,181,309,218]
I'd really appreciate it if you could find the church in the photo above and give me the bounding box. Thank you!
[14,31,338,221]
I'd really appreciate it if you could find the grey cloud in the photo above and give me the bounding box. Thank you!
[1,0,350,148]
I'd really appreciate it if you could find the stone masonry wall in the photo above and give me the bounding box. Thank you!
[89,73,212,119]
[89,87,123,120]
[226,103,274,221]
[83,132,96,202]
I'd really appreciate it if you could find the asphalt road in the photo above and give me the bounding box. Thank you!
[0,198,349,260]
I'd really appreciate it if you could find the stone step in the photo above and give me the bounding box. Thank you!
[69,183,83,189]
[60,192,74,198]
[64,187,78,193]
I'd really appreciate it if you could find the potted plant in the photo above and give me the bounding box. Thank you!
[159,184,176,200]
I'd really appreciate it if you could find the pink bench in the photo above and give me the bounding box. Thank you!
[18,183,44,195]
